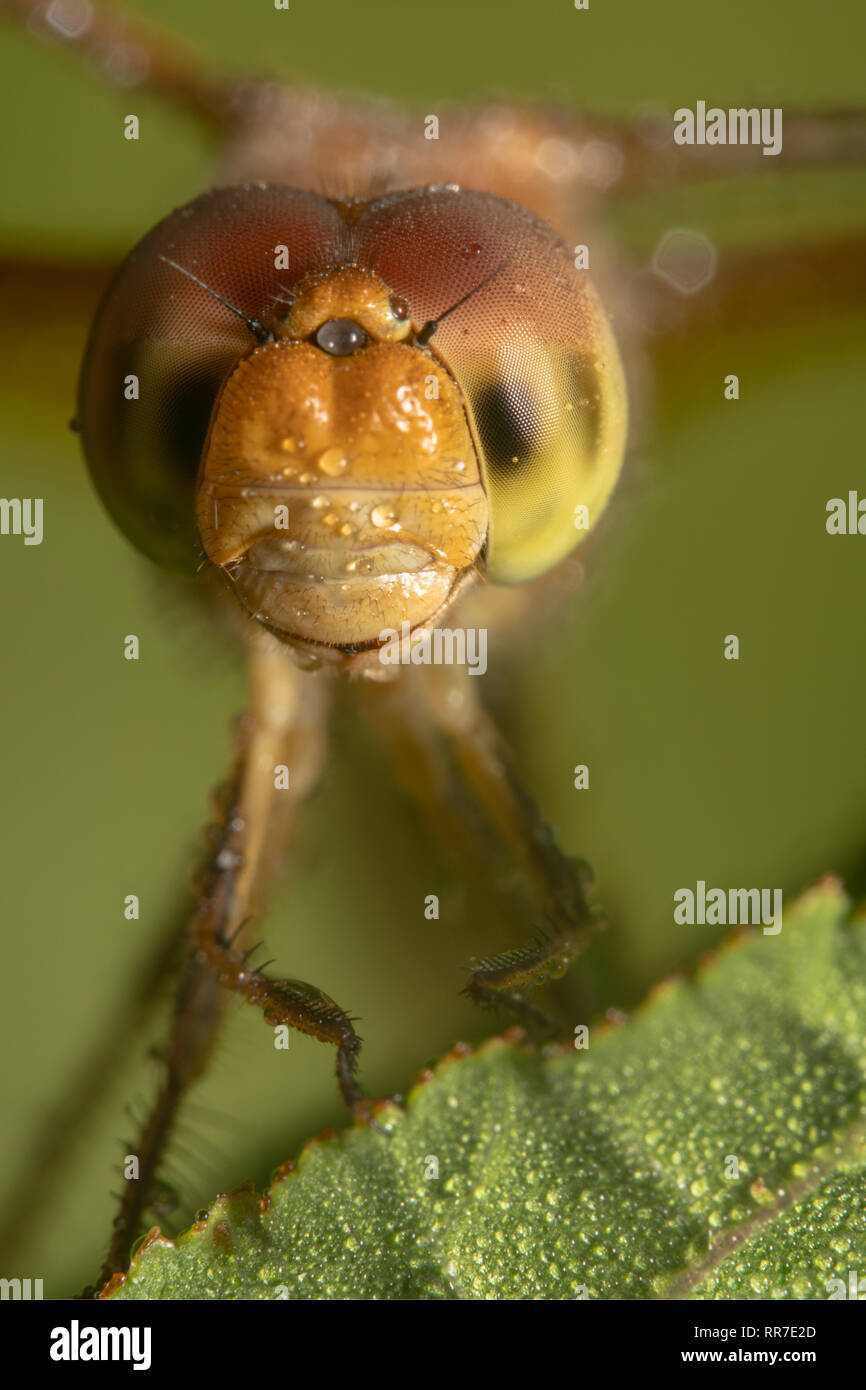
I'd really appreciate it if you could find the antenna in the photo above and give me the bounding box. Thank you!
[159,257,273,343]
[416,266,505,345]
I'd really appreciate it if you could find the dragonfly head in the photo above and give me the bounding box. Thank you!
[78,184,627,671]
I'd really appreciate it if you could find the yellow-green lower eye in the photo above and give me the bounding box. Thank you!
[471,380,537,476]
[460,337,628,585]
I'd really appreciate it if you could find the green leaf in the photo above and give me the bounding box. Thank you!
[109,880,866,1300]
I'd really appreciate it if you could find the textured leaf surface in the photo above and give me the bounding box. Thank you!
[109,881,866,1300]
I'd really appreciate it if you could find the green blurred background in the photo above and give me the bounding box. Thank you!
[0,0,864,1296]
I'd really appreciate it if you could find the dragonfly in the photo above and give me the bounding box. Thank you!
[1,0,864,1296]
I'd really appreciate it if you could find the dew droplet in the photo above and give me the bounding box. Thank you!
[318,447,349,477]
[371,504,397,529]
[310,495,330,510]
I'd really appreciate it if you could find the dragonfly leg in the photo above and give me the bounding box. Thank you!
[97,629,346,1288]
[602,107,866,197]
[632,233,866,363]
[0,0,238,127]
[381,664,603,1031]
[190,790,367,1117]
[357,673,548,953]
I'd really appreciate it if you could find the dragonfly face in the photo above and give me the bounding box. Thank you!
[78,182,628,668]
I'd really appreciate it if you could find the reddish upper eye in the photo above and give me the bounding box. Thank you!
[79,182,626,582]
[78,186,348,572]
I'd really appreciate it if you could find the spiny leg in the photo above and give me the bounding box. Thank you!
[633,233,866,362]
[97,628,367,1289]
[540,107,866,205]
[371,662,603,1030]
[449,742,601,1026]
[423,664,598,918]
[355,675,542,952]
[8,0,864,223]
[189,756,367,1120]
[0,0,236,126]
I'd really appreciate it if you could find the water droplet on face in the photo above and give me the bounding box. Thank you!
[298,472,315,485]
[371,504,397,529]
[345,560,357,573]
[318,447,349,477]
[455,460,466,473]
[323,513,339,528]
[339,523,353,537]
[310,495,329,510]
[279,436,295,453]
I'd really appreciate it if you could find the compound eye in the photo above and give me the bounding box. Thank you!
[314,318,368,355]
[352,188,629,584]
[457,342,621,583]
[77,185,346,573]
